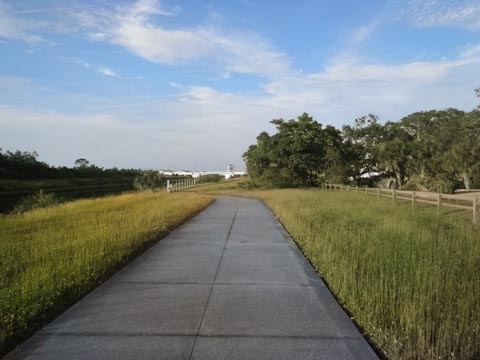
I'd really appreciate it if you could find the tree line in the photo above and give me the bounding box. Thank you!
[243,90,480,192]
[0,149,140,180]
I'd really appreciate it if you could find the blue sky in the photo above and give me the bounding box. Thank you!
[0,0,479,170]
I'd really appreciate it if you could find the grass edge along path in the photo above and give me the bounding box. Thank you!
[192,182,480,360]
[0,191,212,356]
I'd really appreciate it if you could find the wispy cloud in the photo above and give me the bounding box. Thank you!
[0,1,46,43]
[398,0,480,31]
[80,61,119,78]
[6,4,96,15]
[76,0,292,78]
[61,57,144,79]
[96,67,118,77]
[0,0,81,43]
[2,43,479,169]
[350,21,380,45]
[1,0,479,169]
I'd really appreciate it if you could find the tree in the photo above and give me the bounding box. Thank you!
[342,114,384,178]
[243,113,349,187]
[375,121,414,187]
[401,109,468,191]
[442,110,480,189]
[74,158,90,168]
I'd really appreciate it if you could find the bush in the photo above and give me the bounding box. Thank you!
[196,174,224,184]
[236,179,259,190]
[133,172,165,191]
[13,190,61,213]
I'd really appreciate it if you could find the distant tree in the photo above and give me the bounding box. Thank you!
[74,158,90,168]
[0,149,52,179]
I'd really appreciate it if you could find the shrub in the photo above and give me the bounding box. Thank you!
[133,172,165,191]
[13,190,61,213]
[196,174,224,184]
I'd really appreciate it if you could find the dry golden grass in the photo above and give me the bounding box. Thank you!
[0,191,211,355]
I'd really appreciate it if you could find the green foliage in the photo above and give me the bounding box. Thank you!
[0,148,141,180]
[133,171,166,191]
[247,98,480,191]
[74,158,90,168]
[243,113,353,187]
[12,190,61,213]
[196,174,224,184]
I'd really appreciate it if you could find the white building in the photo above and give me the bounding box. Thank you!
[159,165,246,180]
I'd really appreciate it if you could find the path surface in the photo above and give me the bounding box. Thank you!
[7,197,378,360]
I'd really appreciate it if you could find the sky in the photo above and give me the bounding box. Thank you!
[0,0,479,171]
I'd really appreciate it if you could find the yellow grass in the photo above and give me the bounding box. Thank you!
[0,191,212,355]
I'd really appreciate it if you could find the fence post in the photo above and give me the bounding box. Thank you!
[366,186,368,195]
[437,193,442,213]
[377,188,380,200]
[347,185,350,192]
[412,191,415,208]
[392,189,396,202]
[473,197,477,224]
[355,186,358,193]
[167,180,170,193]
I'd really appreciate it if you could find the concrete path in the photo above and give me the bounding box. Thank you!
[7,197,378,360]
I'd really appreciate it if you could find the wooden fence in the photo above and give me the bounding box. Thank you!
[324,183,479,223]
[167,178,196,193]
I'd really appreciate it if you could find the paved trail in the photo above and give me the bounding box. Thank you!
[7,197,378,360]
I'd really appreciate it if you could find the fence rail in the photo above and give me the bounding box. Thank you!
[324,183,479,223]
[167,178,196,193]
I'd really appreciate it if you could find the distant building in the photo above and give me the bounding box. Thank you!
[158,164,246,180]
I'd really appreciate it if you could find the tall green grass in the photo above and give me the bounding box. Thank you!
[195,182,480,359]
[0,191,211,355]
[257,189,480,359]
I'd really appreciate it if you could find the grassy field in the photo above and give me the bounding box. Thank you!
[0,191,212,356]
[194,182,480,360]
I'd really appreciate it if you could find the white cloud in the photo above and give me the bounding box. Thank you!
[399,0,480,31]
[76,0,292,78]
[1,0,479,170]
[2,43,479,170]
[128,0,178,17]
[0,1,46,43]
[350,21,380,44]
[95,66,118,77]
